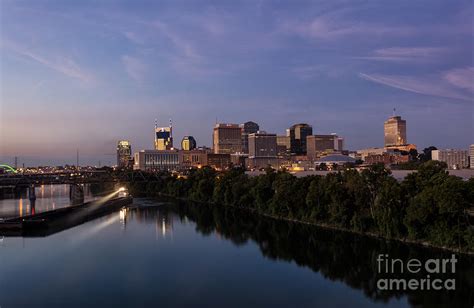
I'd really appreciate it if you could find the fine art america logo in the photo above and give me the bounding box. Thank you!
[376,254,457,291]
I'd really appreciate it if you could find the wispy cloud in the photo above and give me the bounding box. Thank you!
[280,10,415,41]
[279,4,471,43]
[123,31,145,45]
[152,20,202,61]
[1,39,94,83]
[121,55,146,82]
[443,67,474,92]
[292,65,347,80]
[356,47,449,63]
[359,71,473,101]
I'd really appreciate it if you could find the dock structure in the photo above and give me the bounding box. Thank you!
[0,196,132,237]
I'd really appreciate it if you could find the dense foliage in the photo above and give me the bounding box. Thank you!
[127,161,474,252]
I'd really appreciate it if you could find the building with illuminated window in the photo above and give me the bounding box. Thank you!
[207,153,231,170]
[181,148,210,169]
[181,136,197,151]
[384,116,406,147]
[117,140,132,168]
[133,150,182,171]
[155,120,173,150]
[432,149,469,169]
[276,135,290,156]
[213,123,242,154]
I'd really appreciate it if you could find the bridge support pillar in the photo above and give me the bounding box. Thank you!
[28,185,36,201]
[70,184,84,205]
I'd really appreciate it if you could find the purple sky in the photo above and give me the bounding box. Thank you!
[1,0,473,166]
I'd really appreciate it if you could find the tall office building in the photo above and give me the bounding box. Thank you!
[155,119,173,150]
[306,134,343,160]
[117,140,132,168]
[181,136,197,151]
[384,115,406,147]
[240,121,259,154]
[288,123,313,155]
[213,123,242,154]
[276,135,290,156]
[470,144,474,169]
[248,132,277,158]
[248,132,279,169]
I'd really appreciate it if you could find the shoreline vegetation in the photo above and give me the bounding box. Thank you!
[126,161,474,254]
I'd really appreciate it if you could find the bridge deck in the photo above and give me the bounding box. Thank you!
[0,196,132,236]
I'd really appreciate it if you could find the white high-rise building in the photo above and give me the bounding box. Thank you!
[432,149,469,169]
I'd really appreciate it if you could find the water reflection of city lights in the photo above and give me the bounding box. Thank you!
[157,213,173,239]
[162,218,166,236]
[19,198,23,217]
[119,207,127,229]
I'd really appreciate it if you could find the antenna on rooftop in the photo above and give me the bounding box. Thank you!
[154,118,158,145]
[392,108,396,116]
[169,118,173,137]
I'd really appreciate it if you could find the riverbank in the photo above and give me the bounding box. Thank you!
[247,168,474,181]
[156,192,474,256]
[127,161,474,254]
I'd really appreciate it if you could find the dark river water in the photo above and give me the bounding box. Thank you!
[0,195,473,307]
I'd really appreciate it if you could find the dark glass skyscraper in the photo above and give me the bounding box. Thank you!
[288,123,313,155]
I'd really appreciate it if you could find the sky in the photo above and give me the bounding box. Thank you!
[0,0,473,166]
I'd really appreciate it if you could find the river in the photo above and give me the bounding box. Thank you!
[0,184,102,218]
[0,190,472,307]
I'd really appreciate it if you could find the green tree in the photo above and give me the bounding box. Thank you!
[373,176,405,238]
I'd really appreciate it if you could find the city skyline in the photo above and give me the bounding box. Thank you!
[1,0,473,165]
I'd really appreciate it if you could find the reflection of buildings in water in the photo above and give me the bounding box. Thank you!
[30,199,36,215]
[17,198,35,216]
[124,207,175,239]
[19,198,23,217]
[157,212,173,239]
